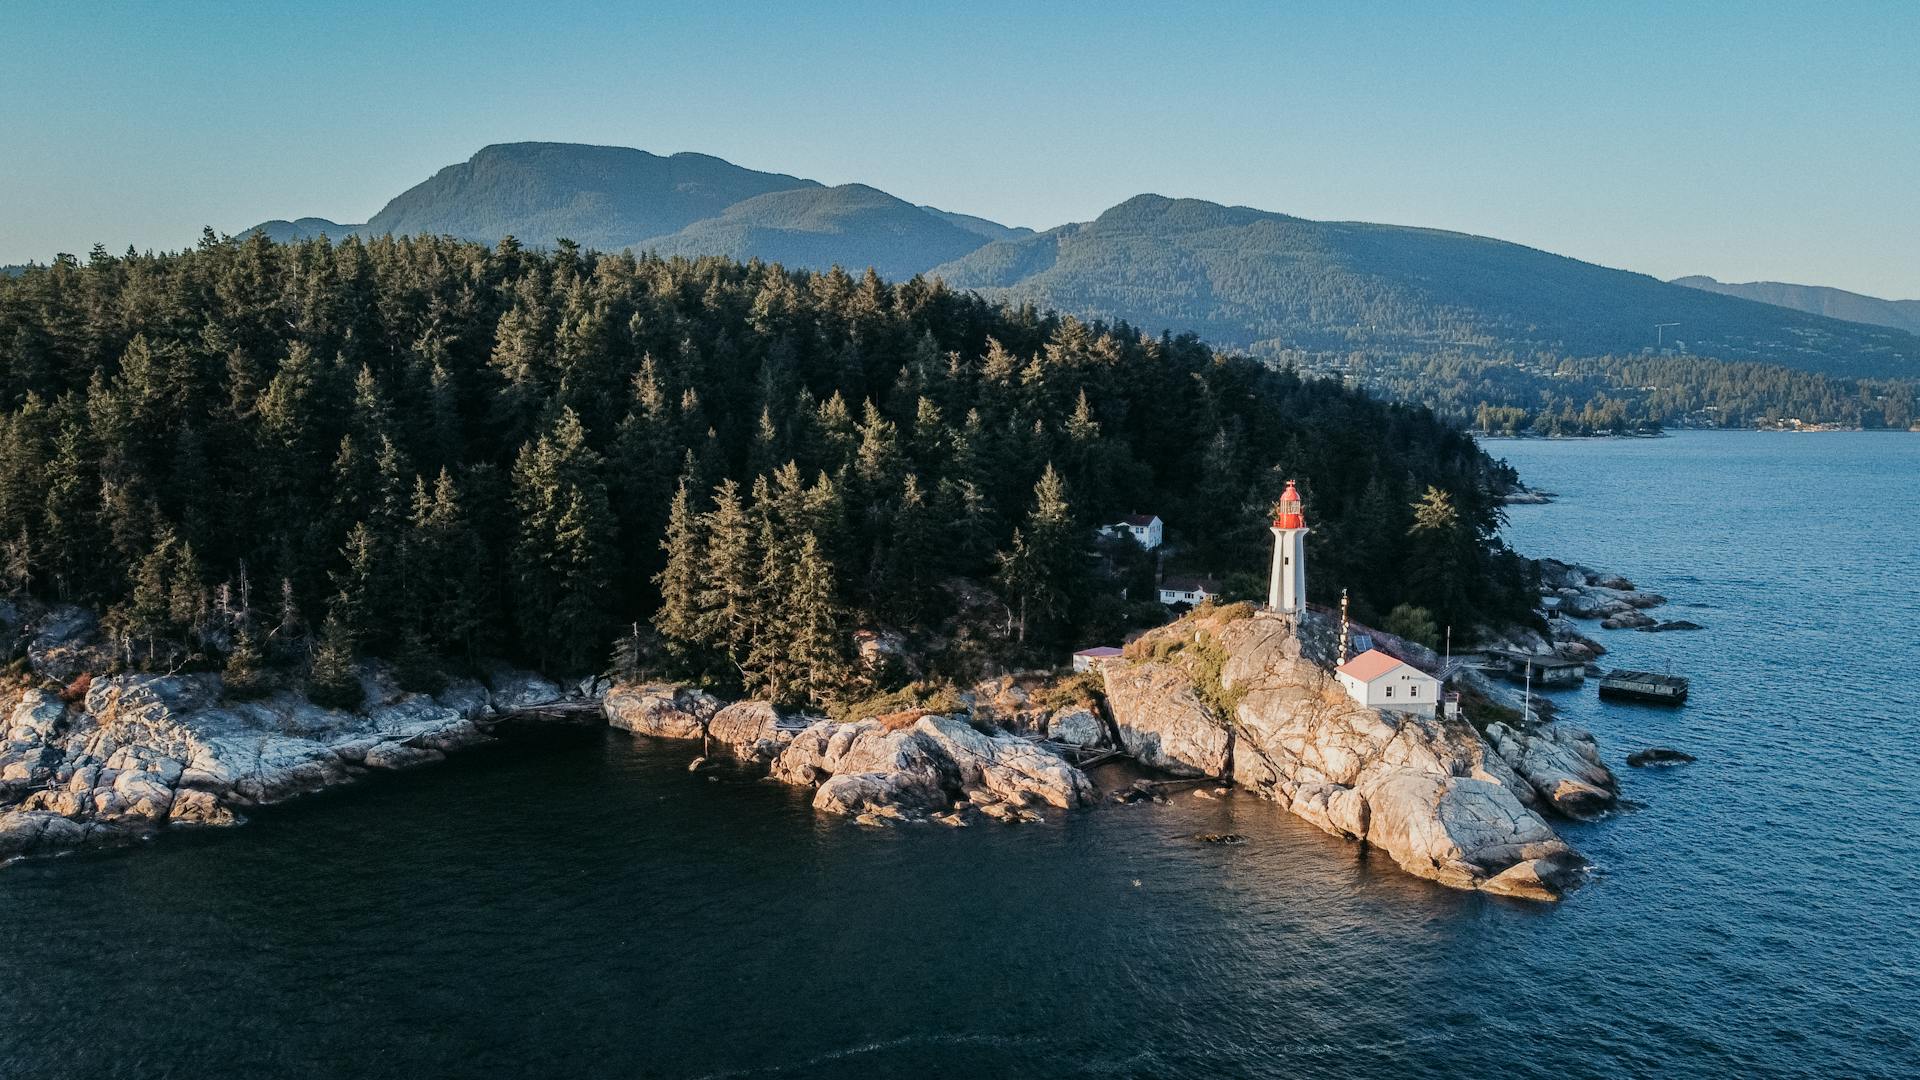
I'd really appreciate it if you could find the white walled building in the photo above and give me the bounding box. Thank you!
[1157,577,1217,607]
[1071,646,1124,673]
[1336,649,1442,717]
[1107,514,1163,551]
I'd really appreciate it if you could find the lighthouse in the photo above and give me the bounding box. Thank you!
[1268,480,1307,614]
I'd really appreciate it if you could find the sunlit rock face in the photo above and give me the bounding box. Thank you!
[0,667,507,861]
[1101,607,1611,900]
[770,714,1094,824]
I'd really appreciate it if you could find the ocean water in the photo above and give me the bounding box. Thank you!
[1,430,1915,1079]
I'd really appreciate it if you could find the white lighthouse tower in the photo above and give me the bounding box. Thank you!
[1268,480,1307,614]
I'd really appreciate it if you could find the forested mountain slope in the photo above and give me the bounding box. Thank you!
[358,143,820,251]
[931,195,1920,379]
[1673,275,1920,337]
[232,144,1915,382]
[640,184,993,282]
[242,218,364,244]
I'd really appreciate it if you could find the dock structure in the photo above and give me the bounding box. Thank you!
[1597,669,1690,704]
[1485,649,1587,687]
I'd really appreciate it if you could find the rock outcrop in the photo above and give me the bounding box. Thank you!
[1484,721,1617,819]
[769,714,1094,822]
[1627,747,1697,767]
[706,700,800,765]
[1045,708,1106,747]
[1538,558,1668,623]
[0,664,551,861]
[1103,662,1230,777]
[604,684,721,740]
[598,682,1096,826]
[1100,608,1612,900]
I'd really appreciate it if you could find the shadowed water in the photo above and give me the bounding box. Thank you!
[1,430,1914,1078]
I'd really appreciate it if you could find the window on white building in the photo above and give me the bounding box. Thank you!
[1385,686,1394,698]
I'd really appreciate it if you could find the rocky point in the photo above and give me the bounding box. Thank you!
[1099,604,1616,900]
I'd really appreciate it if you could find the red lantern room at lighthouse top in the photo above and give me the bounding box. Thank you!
[1273,481,1305,530]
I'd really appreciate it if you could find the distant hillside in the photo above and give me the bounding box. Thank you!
[357,142,820,251]
[243,217,362,244]
[234,142,1915,380]
[640,184,992,281]
[1673,275,1920,336]
[916,207,1034,243]
[929,195,1919,379]
[241,142,1019,276]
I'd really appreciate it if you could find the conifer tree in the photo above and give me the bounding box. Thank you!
[652,480,705,665]
[883,473,938,622]
[768,532,848,708]
[692,479,757,681]
[330,522,379,648]
[510,407,615,672]
[222,624,272,699]
[307,614,364,710]
[994,464,1081,649]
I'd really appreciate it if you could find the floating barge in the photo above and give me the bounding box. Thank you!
[1597,668,1689,704]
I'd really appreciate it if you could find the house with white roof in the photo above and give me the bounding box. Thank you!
[1335,648,1444,717]
[1106,514,1163,551]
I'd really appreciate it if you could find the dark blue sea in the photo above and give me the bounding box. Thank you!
[2,430,1915,1079]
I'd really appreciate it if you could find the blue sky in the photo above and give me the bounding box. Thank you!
[4,1,1915,297]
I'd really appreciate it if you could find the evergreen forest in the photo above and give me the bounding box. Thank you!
[0,234,1539,708]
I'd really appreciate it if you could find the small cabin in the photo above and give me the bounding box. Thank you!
[1071,646,1124,673]
[1157,576,1216,608]
[1106,514,1163,551]
[1336,649,1443,717]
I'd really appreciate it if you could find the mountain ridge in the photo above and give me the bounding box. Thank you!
[238,142,1917,380]
[929,195,1919,378]
[1672,275,1920,337]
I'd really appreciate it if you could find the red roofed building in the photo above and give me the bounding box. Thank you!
[1335,649,1441,716]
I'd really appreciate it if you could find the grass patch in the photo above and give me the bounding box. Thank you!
[1031,670,1105,713]
[829,680,964,724]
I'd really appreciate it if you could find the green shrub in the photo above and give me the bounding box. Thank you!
[1384,604,1440,650]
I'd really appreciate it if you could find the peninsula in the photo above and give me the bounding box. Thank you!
[0,238,1635,898]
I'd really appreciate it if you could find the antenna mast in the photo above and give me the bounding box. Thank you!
[1339,588,1351,664]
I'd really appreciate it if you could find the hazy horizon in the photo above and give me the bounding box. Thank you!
[4,1,1916,298]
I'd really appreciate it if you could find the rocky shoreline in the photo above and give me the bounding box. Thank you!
[0,601,598,861]
[3,591,1638,903]
[1537,557,1703,635]
[1097,606,1612,900]
[603,685,1095,825]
